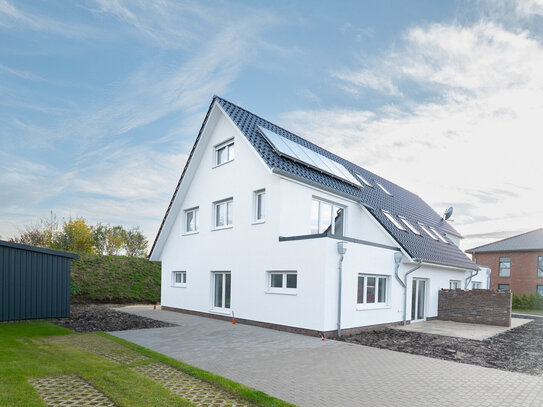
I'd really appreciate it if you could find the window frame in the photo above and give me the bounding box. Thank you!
[311,198,345,236]
[418,223,438,240]
[213,198,233,230]
[184,207,199,234]
[357,274,389,309]
[472,281,482,290]
[429,226,449,243]
[538,256,543,278]
[375,181,392,196]
[267,271,298,295]
[398,216,421,235]
[211,271,231,312]
[382,210,406,231]
[172,271,187,288]
[449,280,461,290]
[498,257,511,277]
[497,283,510,291]
[537,285,543,296]
[214,139,235,167]
[253,189,266,223]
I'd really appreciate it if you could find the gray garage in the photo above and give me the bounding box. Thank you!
[0,240,77,322]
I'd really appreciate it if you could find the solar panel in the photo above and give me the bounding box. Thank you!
[257,125,363,188]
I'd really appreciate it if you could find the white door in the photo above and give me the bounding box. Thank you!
[212,272,231,312]
[411,278,427,322]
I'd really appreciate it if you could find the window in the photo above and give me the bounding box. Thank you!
[472,282,482,290]
[375,181,392,196]
[499,257,510,277]
[311,199,344,236]
[212,272,231,310]
[382,210,406,231]
[172,271,186,287]
[418,223,438,240]
[497,284,510,291]
[537,285,543,296]
[214,199,233,228]
[185,207,199,233]
[215,139,234,166]
[268,271,297,293]
[354,171,372,187]
[398,216,420,235]
[538,256,543,278]
[449,280,461,290]
[357,275,388,305]
[429,226,448,243]
[253,190,265,222]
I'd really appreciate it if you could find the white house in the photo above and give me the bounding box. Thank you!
[149,96,486,337]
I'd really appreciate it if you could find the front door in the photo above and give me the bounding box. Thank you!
[411,278,427,322]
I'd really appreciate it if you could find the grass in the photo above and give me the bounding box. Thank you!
[0,321,292,407]
[71,252,161,303]
[512,308,543,315]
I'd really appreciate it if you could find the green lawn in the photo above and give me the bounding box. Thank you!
[512,308,543,315]
[0,321,292,407]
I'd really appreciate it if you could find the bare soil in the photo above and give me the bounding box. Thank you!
[53,304,175,333]
[338,317,543,375]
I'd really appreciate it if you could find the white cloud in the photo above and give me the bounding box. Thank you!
[282,20,543,250]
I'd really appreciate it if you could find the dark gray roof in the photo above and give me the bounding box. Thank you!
[466,229,543,253]
[215,97,477,271]
[0,240,78,259]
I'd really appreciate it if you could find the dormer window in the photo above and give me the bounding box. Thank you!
[215,139,234,166]
[375,181,392,196]
[311,198,344,236]
[382,210,405,231]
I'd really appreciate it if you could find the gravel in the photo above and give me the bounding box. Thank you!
[338,318,543,375]
[53,304,176,333]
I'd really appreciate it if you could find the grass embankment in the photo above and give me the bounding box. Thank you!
[512,308,543,315]
[0,322,189,406]
[71,252,161,304]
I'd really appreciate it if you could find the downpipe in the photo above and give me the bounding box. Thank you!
[337,241,347,337]
[465,269,479,289]
[394,252,422,326]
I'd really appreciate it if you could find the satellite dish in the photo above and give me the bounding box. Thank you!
[443,206,453,221]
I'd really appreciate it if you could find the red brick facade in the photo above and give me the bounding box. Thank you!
[473,251,543,296]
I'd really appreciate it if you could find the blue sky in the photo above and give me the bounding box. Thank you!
[1,0,542,250]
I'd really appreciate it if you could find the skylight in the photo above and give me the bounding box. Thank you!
[375,181,392,196]
[258,125,363,188]
[399,216,420,235]
[430,226,449,243]
[382,210,406,231]
[354,171,372,187]
[418,223,438,240]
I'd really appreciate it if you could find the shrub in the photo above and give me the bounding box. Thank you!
[512,294,521,308]
[520,293,529,309]
[527,293,537,309]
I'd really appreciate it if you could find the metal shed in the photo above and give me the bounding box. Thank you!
[0,240,78,322]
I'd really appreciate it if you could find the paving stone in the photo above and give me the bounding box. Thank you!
[132,362,253,406]
[29,375,114,407]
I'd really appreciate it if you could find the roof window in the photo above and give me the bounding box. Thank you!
[375,181,392,196]
[382,210,406,231]
[354,171,372,187]
[398,216,420,235]
[418,223,438,240]
[430,226,449,243]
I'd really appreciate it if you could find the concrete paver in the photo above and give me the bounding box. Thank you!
[111,306,543,407]
[393,318,532,340]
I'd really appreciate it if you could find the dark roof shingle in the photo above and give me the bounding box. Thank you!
[466,229,543,253]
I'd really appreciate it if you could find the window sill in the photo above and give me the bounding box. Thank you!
[265,290,297,296]
[182,231,199,236]
[212,159,234,169]
[212,225,233,231]
[209,308,232,316]
[252,220,266,225]
[356,304,391,311]
[171,284,187,288]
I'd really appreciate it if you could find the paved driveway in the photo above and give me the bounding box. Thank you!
[111,306,543,407]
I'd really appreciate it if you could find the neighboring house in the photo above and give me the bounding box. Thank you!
[466,229,543,296]
[149,96,484,336]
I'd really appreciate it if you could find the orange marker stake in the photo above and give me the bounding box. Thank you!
[153,305,157,310]
[232,311,236,324]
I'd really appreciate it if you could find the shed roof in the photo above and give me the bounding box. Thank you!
[0,240,79,259]
[466,228,543,253]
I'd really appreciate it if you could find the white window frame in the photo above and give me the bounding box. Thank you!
[267,271,297,295]
[172,271,187,287]
[354,171,372,187]
[311,198,345,235]
[499,257,511,277]
[253,189,265,223]
[211,271,231,312]
[429,226,448,243]
[214,138,235,166]
[449,280,461,290]
[213,198,233,229]
[418,223,438,240]
[357,274,389,309]
[375,181,392,196]
[184,207,199,234]
[472,281,482,290]
[382,210,406,231]
[398,216,420,235]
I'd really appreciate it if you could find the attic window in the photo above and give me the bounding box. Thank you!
[375,181,392,196]
[430,226,449,243]
[398,216,420,235]
[354,172,372,187]
[418,223,438,240]
[382,210,406,231]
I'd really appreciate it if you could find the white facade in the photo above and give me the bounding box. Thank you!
[152,104,486,334]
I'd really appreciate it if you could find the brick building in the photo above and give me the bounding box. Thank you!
[466,229,543,296]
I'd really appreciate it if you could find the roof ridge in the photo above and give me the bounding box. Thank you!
[466,228,543,252]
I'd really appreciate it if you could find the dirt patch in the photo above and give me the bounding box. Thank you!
[338,318,543,375]
[53,304,175,333]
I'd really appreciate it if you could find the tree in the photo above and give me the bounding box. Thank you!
[105,225,125,255]
[10,211,59,248]
[55,217,94,253]
[123,227,148,257]
[91,223,109,255]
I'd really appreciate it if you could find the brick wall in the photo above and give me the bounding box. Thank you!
[438,289,512,327]
[473,251,543,295]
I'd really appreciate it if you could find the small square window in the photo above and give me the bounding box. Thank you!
[214,199,233,229]
[185,207,199,233]
[499,257,510,277]
[172,271,187,287]
[254,190,265,222]
[215,139,234,166]
[268,271,297,293]
[449,280,461,290]
[498,284,510,291]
